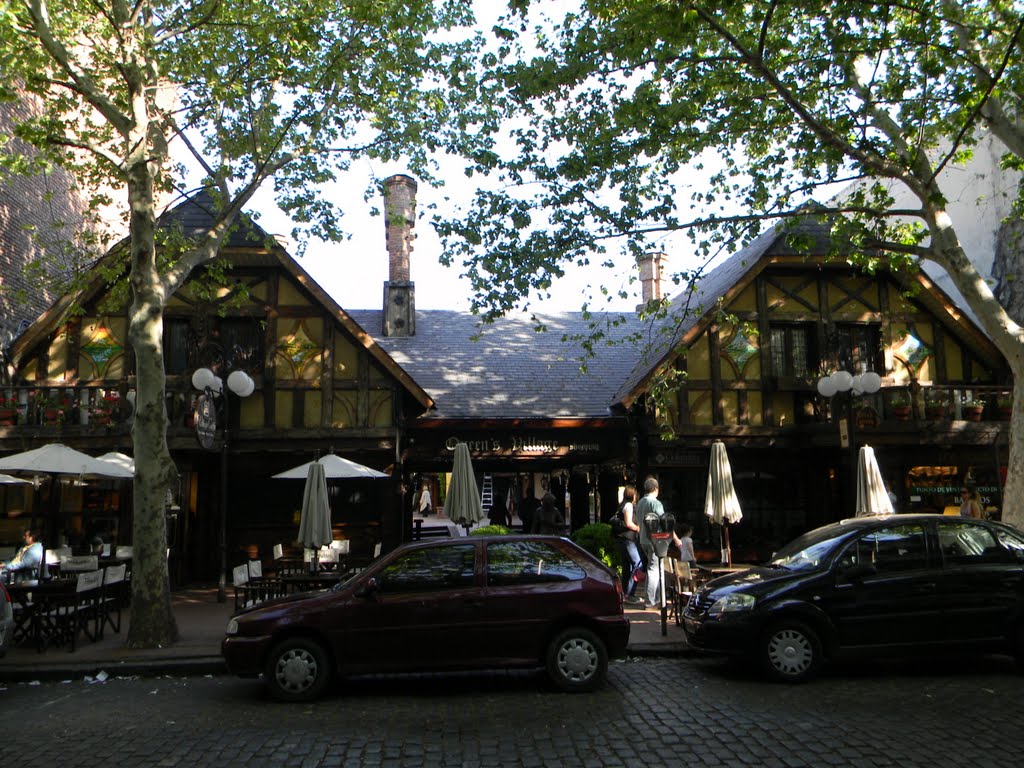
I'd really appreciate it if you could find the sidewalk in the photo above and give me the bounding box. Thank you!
[0,586,690,683]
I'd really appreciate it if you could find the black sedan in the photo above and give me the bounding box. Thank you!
[683,513,1024,681]
[223,535,630,701]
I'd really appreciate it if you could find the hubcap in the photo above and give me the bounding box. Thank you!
[276,648,317,693]
[767,628,812,676]
[558,637,597,682]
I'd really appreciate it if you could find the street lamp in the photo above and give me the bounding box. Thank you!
[817,368,881,515]
[192,366,256,602]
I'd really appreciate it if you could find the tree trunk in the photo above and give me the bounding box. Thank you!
[124,155,179,648]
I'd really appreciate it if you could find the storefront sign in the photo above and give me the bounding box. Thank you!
[195,394,218,450]
[442,435,601,456]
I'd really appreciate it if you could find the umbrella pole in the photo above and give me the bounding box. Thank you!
[724,525,732,567]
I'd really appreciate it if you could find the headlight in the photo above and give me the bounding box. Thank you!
[226,618,239,635]
[707,592,755,617]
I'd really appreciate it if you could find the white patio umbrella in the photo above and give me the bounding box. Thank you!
[95,451,135,475]
[704,441,743,566]
[855,445,894,516]
[297,462,332,570]
[0,443,133,479]
[445,442,484,529]
[0,473,30,484]
[272,453,388,480]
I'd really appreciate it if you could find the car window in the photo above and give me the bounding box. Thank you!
[486,541,586,586]
[767,526,851,571]
[939,522,1018,565]
[844,524,928,573]
[375,544,476,593]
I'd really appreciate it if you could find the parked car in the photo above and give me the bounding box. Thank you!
[683,513,1024,682]
[0,581,12,657]
[222,535,630,701]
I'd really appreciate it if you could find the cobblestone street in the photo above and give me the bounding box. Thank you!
[3,655,1022,767]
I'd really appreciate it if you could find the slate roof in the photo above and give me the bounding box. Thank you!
[157,188,269,248]
[346,309,646,420]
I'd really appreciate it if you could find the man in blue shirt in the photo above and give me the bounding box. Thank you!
[0,528,43,584]
[636,477,666,608]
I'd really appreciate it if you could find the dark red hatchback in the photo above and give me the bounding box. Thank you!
[222,535,629,701]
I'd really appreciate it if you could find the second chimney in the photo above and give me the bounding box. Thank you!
[637,250,666,306]
[382,174,417,337]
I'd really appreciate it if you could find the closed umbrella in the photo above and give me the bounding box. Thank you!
[855,445,894,517]
[297,462,332,571]
[272,453,388,480]
[705,441,743,566]
[445,443,484,530]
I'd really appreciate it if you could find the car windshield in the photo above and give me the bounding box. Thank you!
[767,525,850,571]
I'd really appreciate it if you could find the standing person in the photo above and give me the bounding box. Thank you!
[531,492,564,535]
[672,523,696,567]
[417,480,433,517]
[613,485,644,605]
[519,490,540,533]
[959,487,983,518]
[636,477,667,608]
[488,494,510,527]
[0,528,43,584]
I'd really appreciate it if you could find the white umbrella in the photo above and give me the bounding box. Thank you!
[0,443,133,478]
[0,473,30,484]
[855,445,894,517]
[704,441,743,566]
[445,442,484,528]
[95,451,135,475]
[297,462,332,569]
[272,453,388,480]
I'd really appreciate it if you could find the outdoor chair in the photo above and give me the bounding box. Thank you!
[99,563,127,637]
[664,558,698,626]
[47,569,103,651]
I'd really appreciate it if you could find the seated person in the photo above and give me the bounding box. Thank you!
[0,528,43,584]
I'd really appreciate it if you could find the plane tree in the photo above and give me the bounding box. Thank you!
[0,0,489,646]
[439,0,1024,528]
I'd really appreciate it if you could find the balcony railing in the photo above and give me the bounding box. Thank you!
[850,384,1013,426]
[0,386,133,429]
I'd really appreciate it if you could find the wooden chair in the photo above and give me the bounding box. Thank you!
[663,559,698,626]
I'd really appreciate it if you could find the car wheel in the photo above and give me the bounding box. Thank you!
[265,637,331,702]
[760,620,821,683]
[546,627,608,692]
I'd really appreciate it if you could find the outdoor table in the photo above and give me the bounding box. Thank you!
[7,578,76,652]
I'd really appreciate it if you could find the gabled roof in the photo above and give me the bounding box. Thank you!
[611,217,1003,409]
[347,309,645,421]
[10,191,433,412]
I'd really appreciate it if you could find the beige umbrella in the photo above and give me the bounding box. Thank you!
[272,453,388,480]
[0,473,31,485]
[297,462,332,571]
[855,445,894,516]
[445,443,484,529]
[705,441,743,566]
[0,443,133,478]
[95,451,135,475]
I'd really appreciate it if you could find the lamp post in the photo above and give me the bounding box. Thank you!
[816,369,881,516]
[192,366,256,602]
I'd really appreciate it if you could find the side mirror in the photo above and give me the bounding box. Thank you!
[839,562,877,581]
[355,576,379,599]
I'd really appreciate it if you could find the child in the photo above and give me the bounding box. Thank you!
[673,523,696,566]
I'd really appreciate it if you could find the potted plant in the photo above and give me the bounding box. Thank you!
[888,391,912,421]
[924,391,947,420]
[41,395,65,425]
[997,393,1013,420]
[89,391,121,425]
[962,397,985,422]
[0,393,16,426]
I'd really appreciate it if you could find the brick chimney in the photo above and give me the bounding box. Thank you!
[637,250,666,306]
[382,174,417,337]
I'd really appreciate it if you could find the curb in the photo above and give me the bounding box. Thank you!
[0,644,692,684]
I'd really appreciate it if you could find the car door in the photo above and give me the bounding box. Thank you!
[936,520,1024,644]
[341,542,480,673]
[479,540,589,664]
[824,522,944,651]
